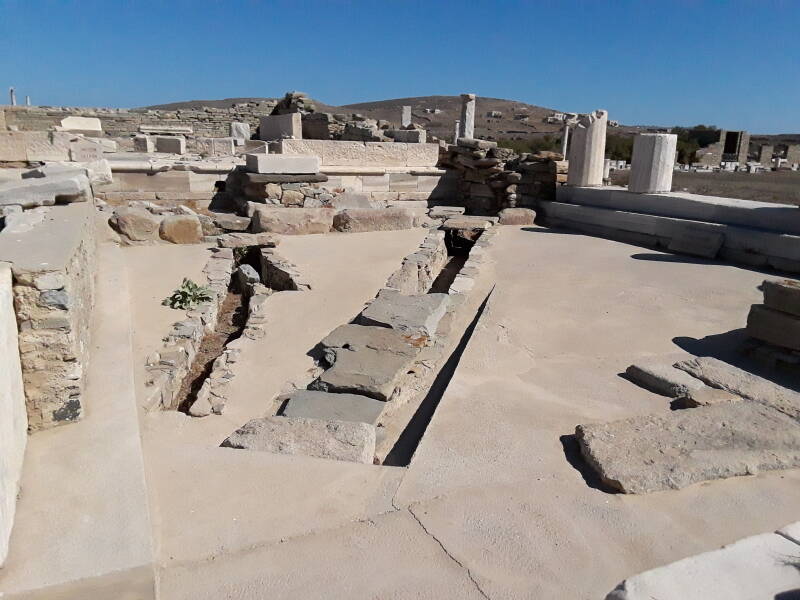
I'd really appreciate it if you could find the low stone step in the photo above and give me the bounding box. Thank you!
[281,390,386,425]
[357,288,450,341]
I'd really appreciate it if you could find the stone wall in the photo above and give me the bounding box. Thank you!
[0,262,26,566]
[0,202,96,430]
[3,102,278,139]
[274,139,439,168]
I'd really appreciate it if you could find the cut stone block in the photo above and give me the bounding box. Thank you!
[159,215,203,244]
[245,153,320,174]
[628,133,677,194]
[667,227,724,258]
[221,416,375,464]
[196,137,235,157]
[429,206,465,218]
[60,116,102,132]
[674,356,800,422]
[498,208,536,225]
[763,278,800,317]
[625,363,705,398]
[216,232,278,248]
[319,323,422,366]
[332,208,415,233]
[681,385,742,408]
[392,129,427,143]
[155,136,186,154]
[357,288,450,341]
[442,216,495,230]
[747,303,800,351]
[605,531,800,600]
[576,402,800,494]
[281,390,386,425]
[259,113,302,141]
[251,206,333,235]
[230,121,250,144]
[109,207,160,242]
[329,192,372,210]
[0,173,91,209]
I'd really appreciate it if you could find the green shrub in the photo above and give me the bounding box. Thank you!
[162,278,214,310]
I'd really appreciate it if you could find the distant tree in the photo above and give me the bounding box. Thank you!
[605,134,633,161]
[497,135,560,154]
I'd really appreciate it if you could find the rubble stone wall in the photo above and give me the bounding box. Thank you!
[3,103,278,139]
[1,202,97,430]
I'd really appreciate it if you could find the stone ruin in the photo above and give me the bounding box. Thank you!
[0,90,799,599]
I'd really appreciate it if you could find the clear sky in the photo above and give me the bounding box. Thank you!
[1,0,798,133]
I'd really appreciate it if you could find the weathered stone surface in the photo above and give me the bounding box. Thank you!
[281,389,386,425]
[577,402,800,494]
[216,232,279,248]
[251,206,333,235]
[682,385,742,408]
[667,228,724,258]
[628,133,677,194]
[605,531,800,599]
[212,213,250,232]
[235,264,260,292]
[243,172,328,184]
[332,208,415,233]
[258,113,302,141]
[441,216,495,230]
[196,136,235,157]
[763,278,800,317]
[625,362,705,397]
[159,215,203,244]
[60,116,102,132]
[747,303,800,351]
[498,208,536,225]
[155,135,186,154]
[0,173,91,209]
[221,416,376,464]
[429,206,466,218]
[259,248,310,291]
[320,323,422,366]
[245,153,320,174]
[230,121,250,144]
[357,289,449,340]
[109,207,160,241]
[329,192,372,210]
[674,356,800,422]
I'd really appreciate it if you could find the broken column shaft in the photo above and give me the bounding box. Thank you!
[567,109,608,187]
[628,133,677,193]
[459,93,476,139]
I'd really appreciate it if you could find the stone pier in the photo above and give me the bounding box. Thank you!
[560,124,570,156]
[401,106,411,128]
[628,133,677,193]
[459,93,476,139]
[566,109,608,187]
[453,120,460,143]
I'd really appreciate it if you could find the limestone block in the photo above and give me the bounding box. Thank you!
[281,389,386,425]
[762,279,800,317]
[259,113,302,141]
[363,142,408,167]
[212,213,250,232]
[134,134,154,152]
[406,143,440,167]
[442,216,494,230]
[69,139,103,162]
[251,206,333,235]
[159,215,203,244]
[216,232,278,248]
[0,173,91,209]
[245,153,320,174]
[196,137,235,157]
[668,227,724,258]
[429,206,466,218]
[0,263,27,566]
[361,174,390,192]
[276,139,328,159]
[625,362,705,398]
[605,532,800,599]
[567,110,608,187]
[320,323,420,366]
[322,141,367,166]
[329,192,372,210]
[388,173,418,191]
[109,207,160,242]
[498,208,536,225]
[155,136,186,154]
[629,133,677,193]
[332,208,415,233]
[0,131,29,161]
[25,160,112,187]
[60,116,102,132]
[221,416,376,464]
[392,129,427,143]
[746,303,800,351]
[357,288,449,341]
[230,121,250,144]
[25,132,73,162]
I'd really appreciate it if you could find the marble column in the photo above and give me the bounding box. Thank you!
[459,93,476,139]
[560,125,570,156]
[401,106,411,128]
[567,109,608,187]
[25,96,30,106]
[454,120,460,143]
[628,133,677,193]
[9,88,16,106]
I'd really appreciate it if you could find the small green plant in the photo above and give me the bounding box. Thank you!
[162,278,213,310]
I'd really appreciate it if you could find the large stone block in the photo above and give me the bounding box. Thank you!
[363,142,407,167]
[0,263,26,566]
[762,278,800,317]
[159,215,204,244]
[221,416,376,463]
[498,208,536,225]
[322,141,367,166]
[0,172,91,209]
[196,137,235,157]
[251,206,333,235]
[109,207,160,242]
[60,116,102,132]
[628,133,677,193]
[133,135,154,152]
[230,121,250,144]
[245,153,320,174]
[625,362,705,398]
[746,303,800,351]
[155,136,186,154]
[406,143,440,167]
[392,129,427,143]
[667,227,724,258]
[259,113,302,141]
[577,402,800,494]
[357,288,449,341]
[281,389,386,425]
[332,208,415,233]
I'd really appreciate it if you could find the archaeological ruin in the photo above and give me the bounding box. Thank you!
[0,88,799,600]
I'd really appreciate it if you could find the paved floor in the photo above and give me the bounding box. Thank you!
[156,225,800,599]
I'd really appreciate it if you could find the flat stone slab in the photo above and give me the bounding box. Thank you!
[332,208,415,233]
[221,416,375,464]
[747,303,800,351]
[576,402,800,493]
[674,356,800,422]
[498,208,536,225]
[252,207,333,235]
[625,362,705,398]
[606,530,800,599]
[0,173,91,208]
[243,173,328,184]
[763,278,800,317]
[667,227,724,258]
[429,206,466,218]
[281,390,386,425]
[246,153,320,175]
[357,288,450,341]
[441,216,495,230]
[216,232,278,248]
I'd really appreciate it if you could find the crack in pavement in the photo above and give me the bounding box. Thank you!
[407,505,491,600]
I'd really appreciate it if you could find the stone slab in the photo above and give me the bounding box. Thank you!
[498,208,536,225]
[577,402,800,494]
[319,323,421,365]
[221,416,376,464]
[763,278,800,317]
[246,153,320,174]
[259,113,302,141]
[674,356,800,422]
[667,227,724,258]
[746,303,800,351]
[606,531,800,599]
[60,116,102,132]
[251,206,333,235]
[429,206,466,218]
[280,389,386,425]
[442,216,495,230]
[154,136,186,154]
[0,172,91,209]
[357,288,449,341]
[244,172,328,184]
[332,208,415,233]
[625,362,705,398]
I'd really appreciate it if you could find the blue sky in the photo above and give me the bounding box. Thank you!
[1,0,798,133]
